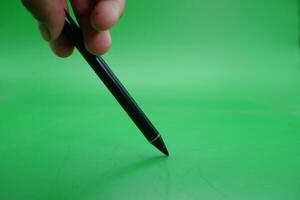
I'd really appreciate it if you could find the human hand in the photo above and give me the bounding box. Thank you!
[21,0,125,57]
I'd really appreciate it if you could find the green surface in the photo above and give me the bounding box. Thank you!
[1,0,300,199]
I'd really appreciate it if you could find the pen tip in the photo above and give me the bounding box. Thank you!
[163,148,169,156]
[151,136,169,156]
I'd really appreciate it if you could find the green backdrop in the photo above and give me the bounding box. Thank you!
[0,0,300,199]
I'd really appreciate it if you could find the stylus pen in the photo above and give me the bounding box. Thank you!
[62,11,169,156]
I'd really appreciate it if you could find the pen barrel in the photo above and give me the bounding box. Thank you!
[62,12,160,142]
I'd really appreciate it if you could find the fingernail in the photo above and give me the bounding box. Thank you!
[38,22,51,41]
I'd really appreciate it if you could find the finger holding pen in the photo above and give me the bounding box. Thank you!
[21,0,125,57]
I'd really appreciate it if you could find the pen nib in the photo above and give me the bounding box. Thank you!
[151,136,169,156]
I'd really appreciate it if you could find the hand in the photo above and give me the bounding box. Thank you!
[21,0,125,57]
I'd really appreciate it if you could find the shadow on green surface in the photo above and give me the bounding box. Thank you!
[99,155,169,182]
[84,156,169,198]
[51,154,170,199]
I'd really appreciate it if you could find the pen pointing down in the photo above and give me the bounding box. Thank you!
[62,11,169,156]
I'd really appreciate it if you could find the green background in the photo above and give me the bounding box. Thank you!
[1,0,300,199]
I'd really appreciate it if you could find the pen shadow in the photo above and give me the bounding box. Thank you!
[73,154,170,199]
[100,155,167,181]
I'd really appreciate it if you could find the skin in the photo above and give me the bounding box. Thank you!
[21,0,125,57]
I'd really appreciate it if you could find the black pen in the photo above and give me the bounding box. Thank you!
[62,11,169,156]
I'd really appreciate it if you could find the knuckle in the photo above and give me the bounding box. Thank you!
[21,0,47,22]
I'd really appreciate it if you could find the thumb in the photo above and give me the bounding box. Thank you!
[21,0,66,42]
